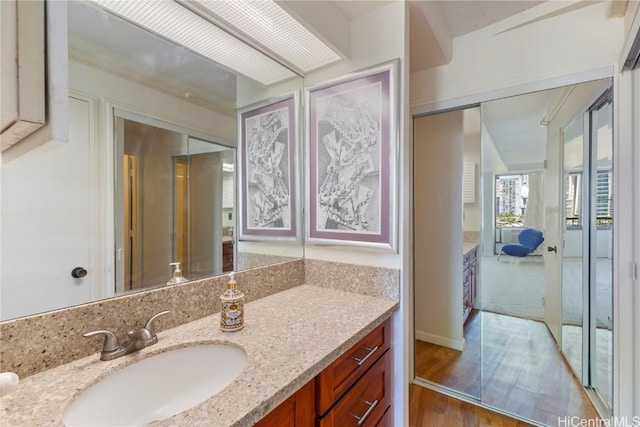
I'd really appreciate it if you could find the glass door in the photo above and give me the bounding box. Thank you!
[561,90,613,414]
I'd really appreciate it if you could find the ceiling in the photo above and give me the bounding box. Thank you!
[436,1,546,37]
[482,88,564,171]
[333,0,545,35]
[68,1,240,113]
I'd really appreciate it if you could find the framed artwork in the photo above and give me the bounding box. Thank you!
[306,61,398,251]
[238,93,298,240]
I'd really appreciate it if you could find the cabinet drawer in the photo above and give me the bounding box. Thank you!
[316,319,390,416]
[318,351,390,427]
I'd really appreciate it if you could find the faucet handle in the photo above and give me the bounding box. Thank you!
[83,330,121,352]
[145,310,170,337]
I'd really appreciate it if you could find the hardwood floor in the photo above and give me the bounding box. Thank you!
[415,309,482,397]
[414,311,600,426]
[409,384,533,426]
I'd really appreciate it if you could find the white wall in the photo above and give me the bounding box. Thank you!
[70,60,236,144]
[414,111,464,350]
[615,65,640,418]
[480,122,507,257]
[563,229,612,258]
[411,1,623,108]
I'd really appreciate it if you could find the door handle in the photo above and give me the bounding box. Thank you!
[547,246,557,253]
[71,267,88,278]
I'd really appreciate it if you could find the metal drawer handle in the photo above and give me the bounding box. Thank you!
[352,399,378,425]
[353,346,379,366]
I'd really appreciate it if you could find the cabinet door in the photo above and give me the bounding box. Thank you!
[254,379,314,427]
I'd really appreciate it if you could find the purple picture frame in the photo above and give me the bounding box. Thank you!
[238,95,297,240]
[306,61,398,250]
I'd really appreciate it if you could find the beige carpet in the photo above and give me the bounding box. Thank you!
[480,255,612,327]
[480,255,545,321]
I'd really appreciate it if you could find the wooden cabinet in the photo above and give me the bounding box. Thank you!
[222,241,233,272]
[256,319,392,427]
[316,318,390,416]
[318,351,390,427]
[463,246,478,323]
[254,379,315,427]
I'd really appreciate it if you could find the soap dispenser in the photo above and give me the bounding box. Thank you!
[220,272,244,332]
[167,262,188,285]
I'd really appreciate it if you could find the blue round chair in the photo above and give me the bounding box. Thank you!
[498,228,544,260]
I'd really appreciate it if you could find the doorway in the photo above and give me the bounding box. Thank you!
[123,153,141,291]
[174,156,190,278]
[413,78,613,425]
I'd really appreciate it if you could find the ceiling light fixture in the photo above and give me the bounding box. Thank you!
[182,0,342,74]
[91,0,296,85]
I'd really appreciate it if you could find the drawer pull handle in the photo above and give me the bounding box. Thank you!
[353,346,379,366]
[352,399,378,425]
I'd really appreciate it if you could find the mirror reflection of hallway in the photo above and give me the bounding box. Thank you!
[413,79,612,426]
[414,108,482,400]
[114,117,235,294]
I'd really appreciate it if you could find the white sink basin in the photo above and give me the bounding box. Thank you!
[63,344,246,426]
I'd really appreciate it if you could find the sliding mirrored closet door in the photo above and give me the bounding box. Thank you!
[414,79,614,426]
[561,90,613,414]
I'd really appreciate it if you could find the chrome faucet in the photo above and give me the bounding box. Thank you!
[83,311,170,361]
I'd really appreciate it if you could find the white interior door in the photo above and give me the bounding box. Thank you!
[543,129,563,343]
[1,96,94,319]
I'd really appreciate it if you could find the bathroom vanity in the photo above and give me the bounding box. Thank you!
[0,284,397,426]
[256,318,392,427]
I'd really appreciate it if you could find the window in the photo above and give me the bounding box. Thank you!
[564,170,612,229]
[495,174,529,227]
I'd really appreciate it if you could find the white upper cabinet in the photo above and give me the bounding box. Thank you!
[1,0,68,162]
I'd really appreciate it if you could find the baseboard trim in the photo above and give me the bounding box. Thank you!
[416,330,465,351]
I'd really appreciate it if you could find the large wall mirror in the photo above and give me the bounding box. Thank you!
[1,1,304,321]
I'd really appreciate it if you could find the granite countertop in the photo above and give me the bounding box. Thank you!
[0,285,398,426]
[463,241,479,255]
